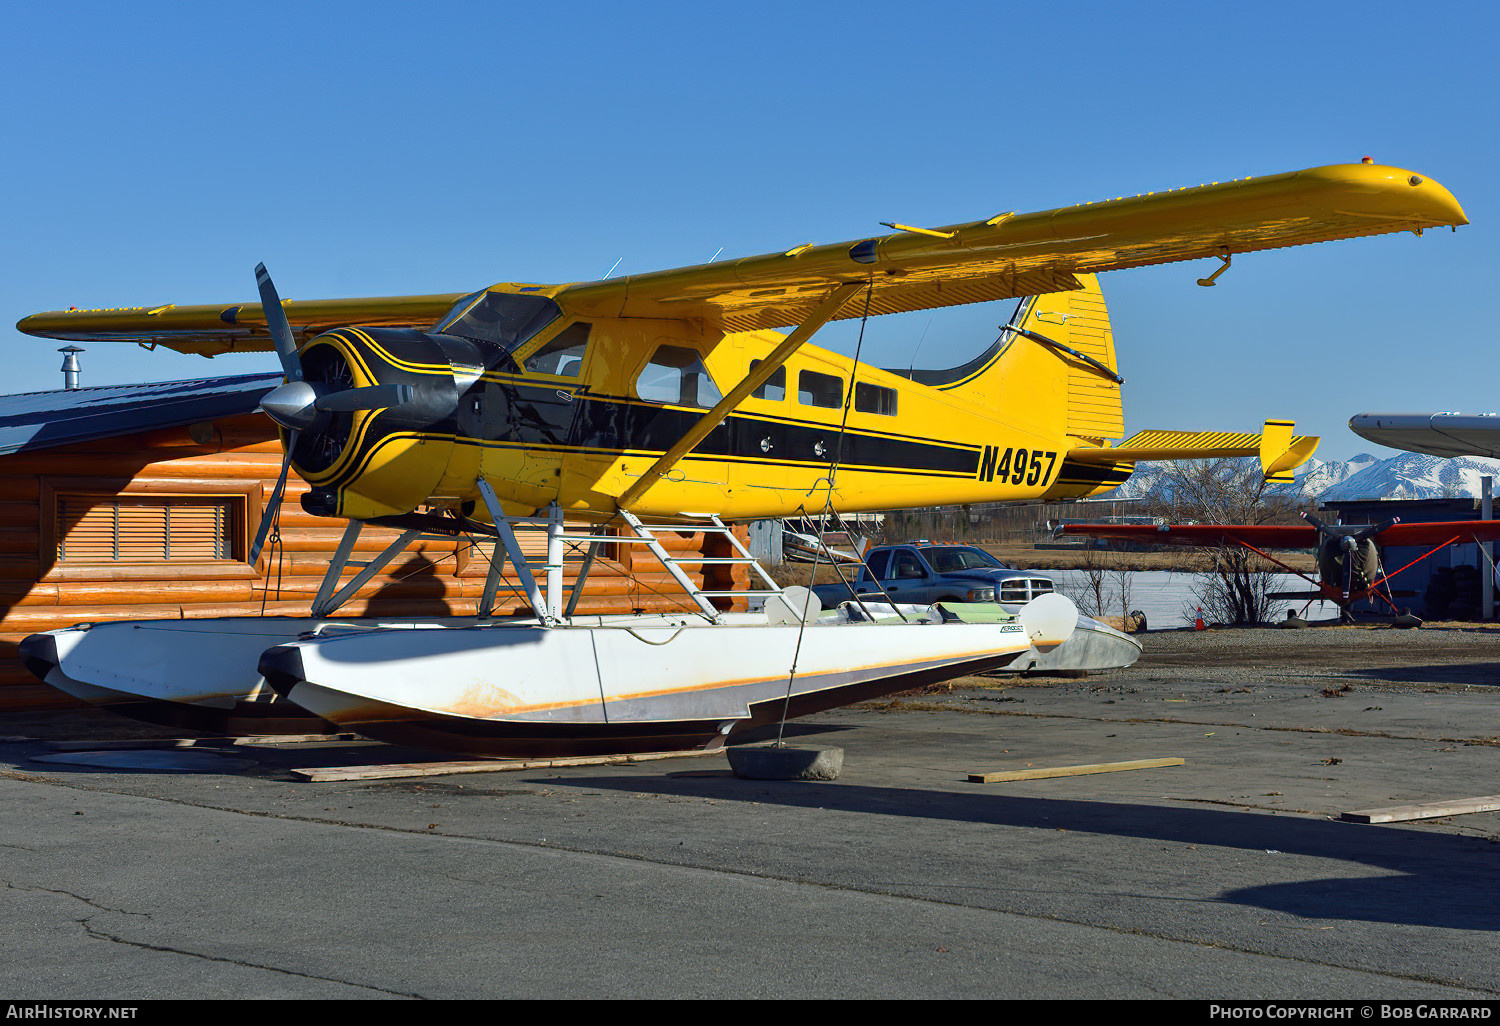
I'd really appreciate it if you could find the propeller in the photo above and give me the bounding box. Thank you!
[1300,511,1399,602]
[248,264,415,562]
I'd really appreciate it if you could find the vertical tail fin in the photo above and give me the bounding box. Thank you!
[924,274,1122,445]
[1014,274,1122,443]
[1261,420,1320,482]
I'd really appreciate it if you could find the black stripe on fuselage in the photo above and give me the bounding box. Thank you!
[316,327,1055,492]
[328,378,985,488]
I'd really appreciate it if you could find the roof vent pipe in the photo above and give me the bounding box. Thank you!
[58,346,84,390]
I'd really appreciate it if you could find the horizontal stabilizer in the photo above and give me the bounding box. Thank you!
[1067,420,1318,482]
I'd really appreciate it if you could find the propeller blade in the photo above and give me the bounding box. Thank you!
[314,383,414,413]
[255,263,302,382]
[1300,510,1330,533]
[250,436,295,563]
[1355,518,1400,542]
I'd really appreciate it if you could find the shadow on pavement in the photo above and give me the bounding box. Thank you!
[553,772,1500,931]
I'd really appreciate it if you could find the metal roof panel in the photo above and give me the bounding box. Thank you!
[0,373,280,456]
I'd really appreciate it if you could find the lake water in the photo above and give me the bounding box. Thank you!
[1036,569,1341,627]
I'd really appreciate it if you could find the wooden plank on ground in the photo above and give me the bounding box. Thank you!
[47,738,201,751]
[1342,795,1500,824]
[292,746,725,782]
[46,734,360,751]
[968,757,1185,784]
[231,733,361,745]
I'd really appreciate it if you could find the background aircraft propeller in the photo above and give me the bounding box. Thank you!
[1300,511,1398,600]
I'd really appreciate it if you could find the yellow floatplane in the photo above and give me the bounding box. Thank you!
[15,162,1467,756]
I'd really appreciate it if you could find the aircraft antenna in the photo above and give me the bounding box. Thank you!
[601,257,623,279]
[707,247,724,263]
[905,315,935,377]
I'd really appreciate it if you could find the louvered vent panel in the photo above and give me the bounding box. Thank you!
[58,496,234,562]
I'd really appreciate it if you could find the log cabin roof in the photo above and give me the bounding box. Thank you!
[0,373,280,456]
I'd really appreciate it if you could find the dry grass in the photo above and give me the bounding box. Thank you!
[983,542,1315,574]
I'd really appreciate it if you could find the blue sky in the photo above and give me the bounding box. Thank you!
[3,0,1495,462]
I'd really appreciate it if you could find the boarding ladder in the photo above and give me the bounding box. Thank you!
[306,482,784,625]
[615,509,785,622]
[469,480,781,624]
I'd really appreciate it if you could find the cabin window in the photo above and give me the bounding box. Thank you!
[864,549,890,580]
[749,361,786,401]
[855,382,898,416]
[56,496,237,563]
[636,345,723,408]
[798,371,843,409]
[524,322,591,377]
[433,290,561,353]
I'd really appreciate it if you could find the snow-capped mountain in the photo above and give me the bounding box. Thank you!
[1099,452,1500,502]
[1283,454,1379,497]
[1319,453,1500,501]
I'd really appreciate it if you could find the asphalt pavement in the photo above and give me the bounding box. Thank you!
[4,624,1500,1000]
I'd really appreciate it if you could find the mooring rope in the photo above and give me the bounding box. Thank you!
[775,278,880,744]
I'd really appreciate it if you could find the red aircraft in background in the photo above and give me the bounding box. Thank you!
[1054,512,1500,620]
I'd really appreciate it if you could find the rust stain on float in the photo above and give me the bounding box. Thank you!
[447,680,527,718]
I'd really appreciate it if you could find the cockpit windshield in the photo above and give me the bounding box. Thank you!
[433,290,561,352]
[920,546,1007,573]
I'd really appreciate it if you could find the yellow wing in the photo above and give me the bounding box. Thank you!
[16,162,1466,352]
[15,291,473,357]
[559,162,1466,331]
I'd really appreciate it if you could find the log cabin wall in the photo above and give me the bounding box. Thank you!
[0,413,749,712]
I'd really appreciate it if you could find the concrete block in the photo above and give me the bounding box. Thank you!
[727,742,843,781]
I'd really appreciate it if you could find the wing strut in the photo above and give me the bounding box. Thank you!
[616,281,865,509]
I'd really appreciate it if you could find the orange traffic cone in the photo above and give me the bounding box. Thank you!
[1194,607,1206,631]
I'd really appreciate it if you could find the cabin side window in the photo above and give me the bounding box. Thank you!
[854,382,898,416]
[798,371,843,409]
[749,361,786,401]
[635,345,723,408]
[523,322,591,378]
[879,550,925,581]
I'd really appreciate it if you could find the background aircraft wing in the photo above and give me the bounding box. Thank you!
[1061,520,1500,550]
[558,163,1466,331]
[1057,523,1319,549]
[1350,413,1500,459]
[1377,521,1500,546]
